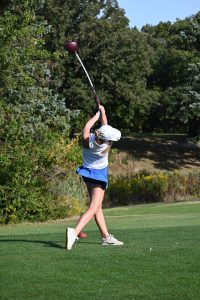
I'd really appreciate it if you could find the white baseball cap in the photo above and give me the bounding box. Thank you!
[97,125,121,142]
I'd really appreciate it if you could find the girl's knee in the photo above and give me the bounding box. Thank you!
[88,204,101,215]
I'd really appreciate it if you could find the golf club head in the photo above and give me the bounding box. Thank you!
[64,41,78,53]
[64,41,101,107]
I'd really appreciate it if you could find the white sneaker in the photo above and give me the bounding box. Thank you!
[102,234,123,246]
[66,228,78,250]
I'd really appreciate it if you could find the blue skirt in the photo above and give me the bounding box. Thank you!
[76,166,108,189]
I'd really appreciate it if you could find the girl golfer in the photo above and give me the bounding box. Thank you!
[66,105,123,250]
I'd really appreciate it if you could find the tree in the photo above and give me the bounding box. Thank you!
[164,63,200,136]
[39,0,153,131]
[0,0,72,137]
[142,12,200,134]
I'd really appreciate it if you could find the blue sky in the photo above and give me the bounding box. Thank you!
[118,0,200,29]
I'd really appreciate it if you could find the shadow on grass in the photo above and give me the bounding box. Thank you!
[0,239,100,249]
[115,135,200,170]
[0,239,65,249]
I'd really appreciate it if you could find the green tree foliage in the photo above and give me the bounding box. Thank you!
[0,0,71,135]
[40,0,153,131]
[164,62,200,135]
[142,12,200,135]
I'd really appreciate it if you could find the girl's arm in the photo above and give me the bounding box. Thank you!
[99,105,108,125]
[82,111,100,148]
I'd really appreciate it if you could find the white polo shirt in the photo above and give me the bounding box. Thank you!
[82,133,109,169]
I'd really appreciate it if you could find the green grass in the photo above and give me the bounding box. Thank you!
[1,201,200,300]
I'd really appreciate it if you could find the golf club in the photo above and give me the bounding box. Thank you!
[64,41,100,106]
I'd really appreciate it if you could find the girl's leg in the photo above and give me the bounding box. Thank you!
[94,206,109,238]
[82,182,109,237]
[67,182,123,250]
[74,184,105,236]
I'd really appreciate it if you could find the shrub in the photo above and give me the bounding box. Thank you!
[0,135,52,224]
[0,143,86,224]
[0,118,85,224]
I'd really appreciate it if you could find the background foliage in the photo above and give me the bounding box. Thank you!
[106,171,200,206]
[0,0,199,223]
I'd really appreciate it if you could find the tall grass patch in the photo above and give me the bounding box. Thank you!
[47,171,87,219]
[106,170,200,206]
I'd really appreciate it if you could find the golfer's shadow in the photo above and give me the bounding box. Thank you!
[0,239,100,248]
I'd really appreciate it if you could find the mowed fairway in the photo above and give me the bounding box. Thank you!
[1,202,200,300]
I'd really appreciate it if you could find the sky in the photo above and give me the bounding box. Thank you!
[118,0,200,29]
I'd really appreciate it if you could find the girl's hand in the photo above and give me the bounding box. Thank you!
[98,105,106,115]
[98,105,107,125]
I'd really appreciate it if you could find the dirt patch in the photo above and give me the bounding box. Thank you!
[110,135,200,175]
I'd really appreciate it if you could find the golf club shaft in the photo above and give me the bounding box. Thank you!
[75,52,100,105]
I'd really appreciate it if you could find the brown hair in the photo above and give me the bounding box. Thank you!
[95,130,113,154]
